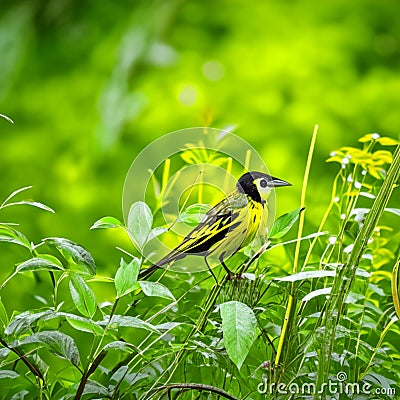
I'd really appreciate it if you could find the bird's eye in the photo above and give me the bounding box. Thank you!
[260,179,268,188]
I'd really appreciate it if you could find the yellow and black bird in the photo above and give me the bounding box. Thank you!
[139,171,291,280]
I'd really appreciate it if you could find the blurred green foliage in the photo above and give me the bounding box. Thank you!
[1,0,399,303]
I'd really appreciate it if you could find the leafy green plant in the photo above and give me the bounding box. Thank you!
[0,132,399,400]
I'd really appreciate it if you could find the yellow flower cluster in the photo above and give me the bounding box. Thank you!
[327,133,398,179]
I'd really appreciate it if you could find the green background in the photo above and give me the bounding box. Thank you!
[1,0,399,286]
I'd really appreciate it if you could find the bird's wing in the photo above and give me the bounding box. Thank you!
[172,192,248,255]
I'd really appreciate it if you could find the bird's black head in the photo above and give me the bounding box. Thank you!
[237,171,291,203]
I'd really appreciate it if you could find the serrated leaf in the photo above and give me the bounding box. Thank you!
[104,340,135,352]
[90,216,123,230]
[82,380,110,397]
[16,257,64,273]
[139,281,175,301]
[3,201,54,213]
[5,310,55,336]
[270,207,304,239]
[127,202,153,249]
[69,275,97,318]
[220,301,257,369]
[66,316,103,335]
[101,315,159,333]
[275,270,336,282]
[44,238,96,274]
[17,331,80,366]
[115,257,140,298]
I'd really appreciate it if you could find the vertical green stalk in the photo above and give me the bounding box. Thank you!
[274,125,318,372]
[392,253,400,319]
[317,144,400,397]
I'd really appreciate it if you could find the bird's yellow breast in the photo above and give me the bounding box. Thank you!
[241,199,265,247]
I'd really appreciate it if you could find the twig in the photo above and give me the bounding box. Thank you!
[147,383,239,400]
[0,337,45,382]
[74,349,108,400]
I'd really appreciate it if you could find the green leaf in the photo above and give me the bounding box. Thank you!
[220,301,257,369]
[103,340,136,352]
[147,226,167,241]
[0,225,31,249]
[3,201,54,213]
[90,216,123,230]
[302,287,332,302]
[385,208,400,217]
[179,203,211,226]
[65,316,104,335]
[101,315,159,333]
[0,298,9,329]
[17,331,80,366]
[127,202,153,249]
[115,257,140,298]
[139,281,175,301]
[81,380,110,397]
[69,275,97,318]
[270,207,304,239]
[275,270,336,282]
[0,370,18,379]
[0,113,14,124]
[44,237,96,274]
[16,257,64,273]
[0,186,32,208]
[5,310,55,336]
[0,348,10,360]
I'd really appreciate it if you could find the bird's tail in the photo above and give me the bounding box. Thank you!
[138,251,184,280]
[138,263,160,280]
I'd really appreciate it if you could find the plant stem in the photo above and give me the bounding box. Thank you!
[0,337,45,383]
[73,349,108,400]
[147,383,240,400]
[274,124,318,374]
[317,144,400,396]
[359,317,397,379]
[391,252,400,319]
[141,277,227,399]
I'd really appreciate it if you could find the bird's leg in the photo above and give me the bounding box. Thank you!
[204,256,218,284]
[219,253,234,280]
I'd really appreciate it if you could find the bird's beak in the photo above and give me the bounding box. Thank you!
[269,176,292,187]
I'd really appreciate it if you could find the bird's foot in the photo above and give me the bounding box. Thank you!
[227,273,243,281]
